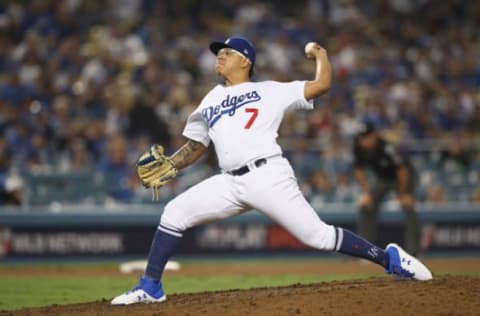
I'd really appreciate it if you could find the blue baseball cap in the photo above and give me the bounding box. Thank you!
[210,36,256,74]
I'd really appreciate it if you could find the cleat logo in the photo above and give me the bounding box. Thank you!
[367,247,379,258]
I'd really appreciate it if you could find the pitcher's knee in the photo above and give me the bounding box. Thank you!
[300,224,337,251]
[159,199,189,233]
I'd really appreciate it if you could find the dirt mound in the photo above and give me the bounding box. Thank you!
[2,275,479,316]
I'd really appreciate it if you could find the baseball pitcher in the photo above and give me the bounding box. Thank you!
[111,36,432,305]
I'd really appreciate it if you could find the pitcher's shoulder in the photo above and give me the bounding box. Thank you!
[250,80,284,89]
[199,84,224,103]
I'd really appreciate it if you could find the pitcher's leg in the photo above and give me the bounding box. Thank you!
[148,174,246,281]
[244,161,431,280]
[160,175,246,233]
[255,190,338,251]
[144,228,181,281]
[243,163,389,268]
[112,174,245,305]
[248,182,389,267]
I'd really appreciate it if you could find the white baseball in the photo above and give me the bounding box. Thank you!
[304,42,317,57]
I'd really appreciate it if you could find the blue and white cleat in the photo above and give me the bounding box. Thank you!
[111,277,167,305]
[385,243,433,281]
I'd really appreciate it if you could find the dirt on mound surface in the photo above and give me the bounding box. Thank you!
[1,275,479,316]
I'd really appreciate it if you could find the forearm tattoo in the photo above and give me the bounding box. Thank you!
[170,140,205,170]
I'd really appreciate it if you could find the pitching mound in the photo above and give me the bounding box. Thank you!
[2,275,479,316]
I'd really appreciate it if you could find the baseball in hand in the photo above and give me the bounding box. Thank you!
[304,42,318,59]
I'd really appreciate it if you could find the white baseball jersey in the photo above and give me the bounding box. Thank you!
[159,80,338,253]
[183,80,313,171]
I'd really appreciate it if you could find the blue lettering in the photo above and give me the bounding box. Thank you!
[221,95,230,107]
[228,96,238,116]
[203,90,262,127]
[202,108,213,121]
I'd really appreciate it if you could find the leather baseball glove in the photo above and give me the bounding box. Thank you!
[136,144,177,200]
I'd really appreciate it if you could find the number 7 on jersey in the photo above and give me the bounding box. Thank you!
[244,108,259,129]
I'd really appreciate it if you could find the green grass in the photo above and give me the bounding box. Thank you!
[163,273,373,293]
[2,257,478,312]
[0,276,133,311]
[0,273,372,311]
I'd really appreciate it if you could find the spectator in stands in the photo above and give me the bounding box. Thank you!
[353,121,420,254]
[333,171,358,203]
[425,184,448,205]
[0,1,478,206]
[306,169,335,207]
[0,136,22,205]
[0,175,23,206]
[98,134,136,202]
[59,138,94,172]
[470,189,480,204]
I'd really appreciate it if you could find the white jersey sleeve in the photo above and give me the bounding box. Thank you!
[277,80,313,111]
[183,106,210,147]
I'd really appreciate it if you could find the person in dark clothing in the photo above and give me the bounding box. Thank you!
[127,95,171,147]
[353,122,420,255]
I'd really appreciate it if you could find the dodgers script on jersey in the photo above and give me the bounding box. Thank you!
[183,80,313,171]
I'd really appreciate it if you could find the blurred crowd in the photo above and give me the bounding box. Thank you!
[0,0,479,206]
